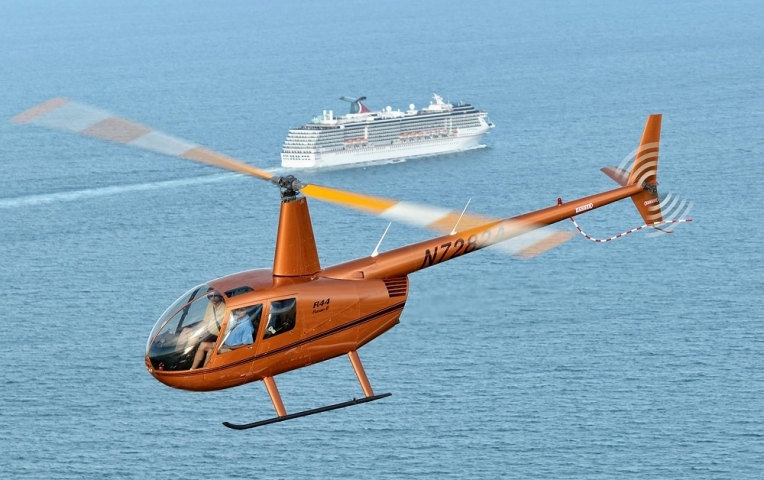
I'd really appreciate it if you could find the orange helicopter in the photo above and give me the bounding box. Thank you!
[11,99,691,429]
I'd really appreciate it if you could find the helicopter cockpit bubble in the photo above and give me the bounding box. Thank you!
[146,284,227,371]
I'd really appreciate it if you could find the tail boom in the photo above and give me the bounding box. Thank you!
[321,114,677,281]
[320,184,642,281]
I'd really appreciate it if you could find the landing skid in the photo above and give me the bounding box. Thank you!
[223,393,391,430]
[224,350,388,430]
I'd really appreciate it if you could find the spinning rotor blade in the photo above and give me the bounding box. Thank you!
[301,184,493,231]
[10,98,275,182]
[299,184,574,258]
[12,98,571,258]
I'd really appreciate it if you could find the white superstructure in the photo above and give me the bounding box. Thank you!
[281,94,494,168]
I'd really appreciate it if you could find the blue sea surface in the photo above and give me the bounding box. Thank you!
[1,0,763,478]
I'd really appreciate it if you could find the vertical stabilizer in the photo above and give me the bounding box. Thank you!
[628,114,664,224]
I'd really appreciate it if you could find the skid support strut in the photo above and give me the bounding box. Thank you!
[222,351,391,430]
[348,350,374,397]
[263,376,287,417]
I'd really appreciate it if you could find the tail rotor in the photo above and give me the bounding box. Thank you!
[598,114,694,238]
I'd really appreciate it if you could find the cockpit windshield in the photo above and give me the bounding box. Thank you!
[146,284,227,371]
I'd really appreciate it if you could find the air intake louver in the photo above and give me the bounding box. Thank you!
[383,277,408,298]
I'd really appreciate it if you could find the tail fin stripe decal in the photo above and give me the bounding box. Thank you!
[636,141,660,152]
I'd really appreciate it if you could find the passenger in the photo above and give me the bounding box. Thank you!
[223,307,255,348]
[188,289,226,370]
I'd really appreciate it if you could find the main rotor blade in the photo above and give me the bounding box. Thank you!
[11,98,572,258]
[300,183,573,258]
[10,98,276,182]
[300,184,494,232]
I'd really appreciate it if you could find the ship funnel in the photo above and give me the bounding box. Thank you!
[339,96,370,114]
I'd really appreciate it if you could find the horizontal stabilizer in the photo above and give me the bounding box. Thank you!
[601,166,629,186]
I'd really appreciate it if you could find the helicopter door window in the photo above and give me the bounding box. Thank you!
[219,304,263,353]
[263,298,297,339]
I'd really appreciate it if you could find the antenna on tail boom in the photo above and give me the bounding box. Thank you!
[371,223,392,258]
[450,199,472,235]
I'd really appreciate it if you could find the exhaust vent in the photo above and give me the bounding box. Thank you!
[383,277,408,298]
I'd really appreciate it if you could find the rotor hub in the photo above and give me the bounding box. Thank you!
[642,181,658,195]
[274,175,303,201]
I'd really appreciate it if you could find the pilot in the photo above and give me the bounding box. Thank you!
[189,289,226,370]
[223,307,255,348]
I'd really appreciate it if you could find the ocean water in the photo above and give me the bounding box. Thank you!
[1,0,763,478]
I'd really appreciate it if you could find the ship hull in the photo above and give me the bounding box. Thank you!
[282,128,489,169]
[281,94,493,169]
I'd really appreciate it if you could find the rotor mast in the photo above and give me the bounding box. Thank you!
[271,175,321,277]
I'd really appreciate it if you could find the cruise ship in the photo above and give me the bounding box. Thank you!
[281,94,494,168]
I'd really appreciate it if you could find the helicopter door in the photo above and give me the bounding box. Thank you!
[255,297,298,357]
[216,303,263,357]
